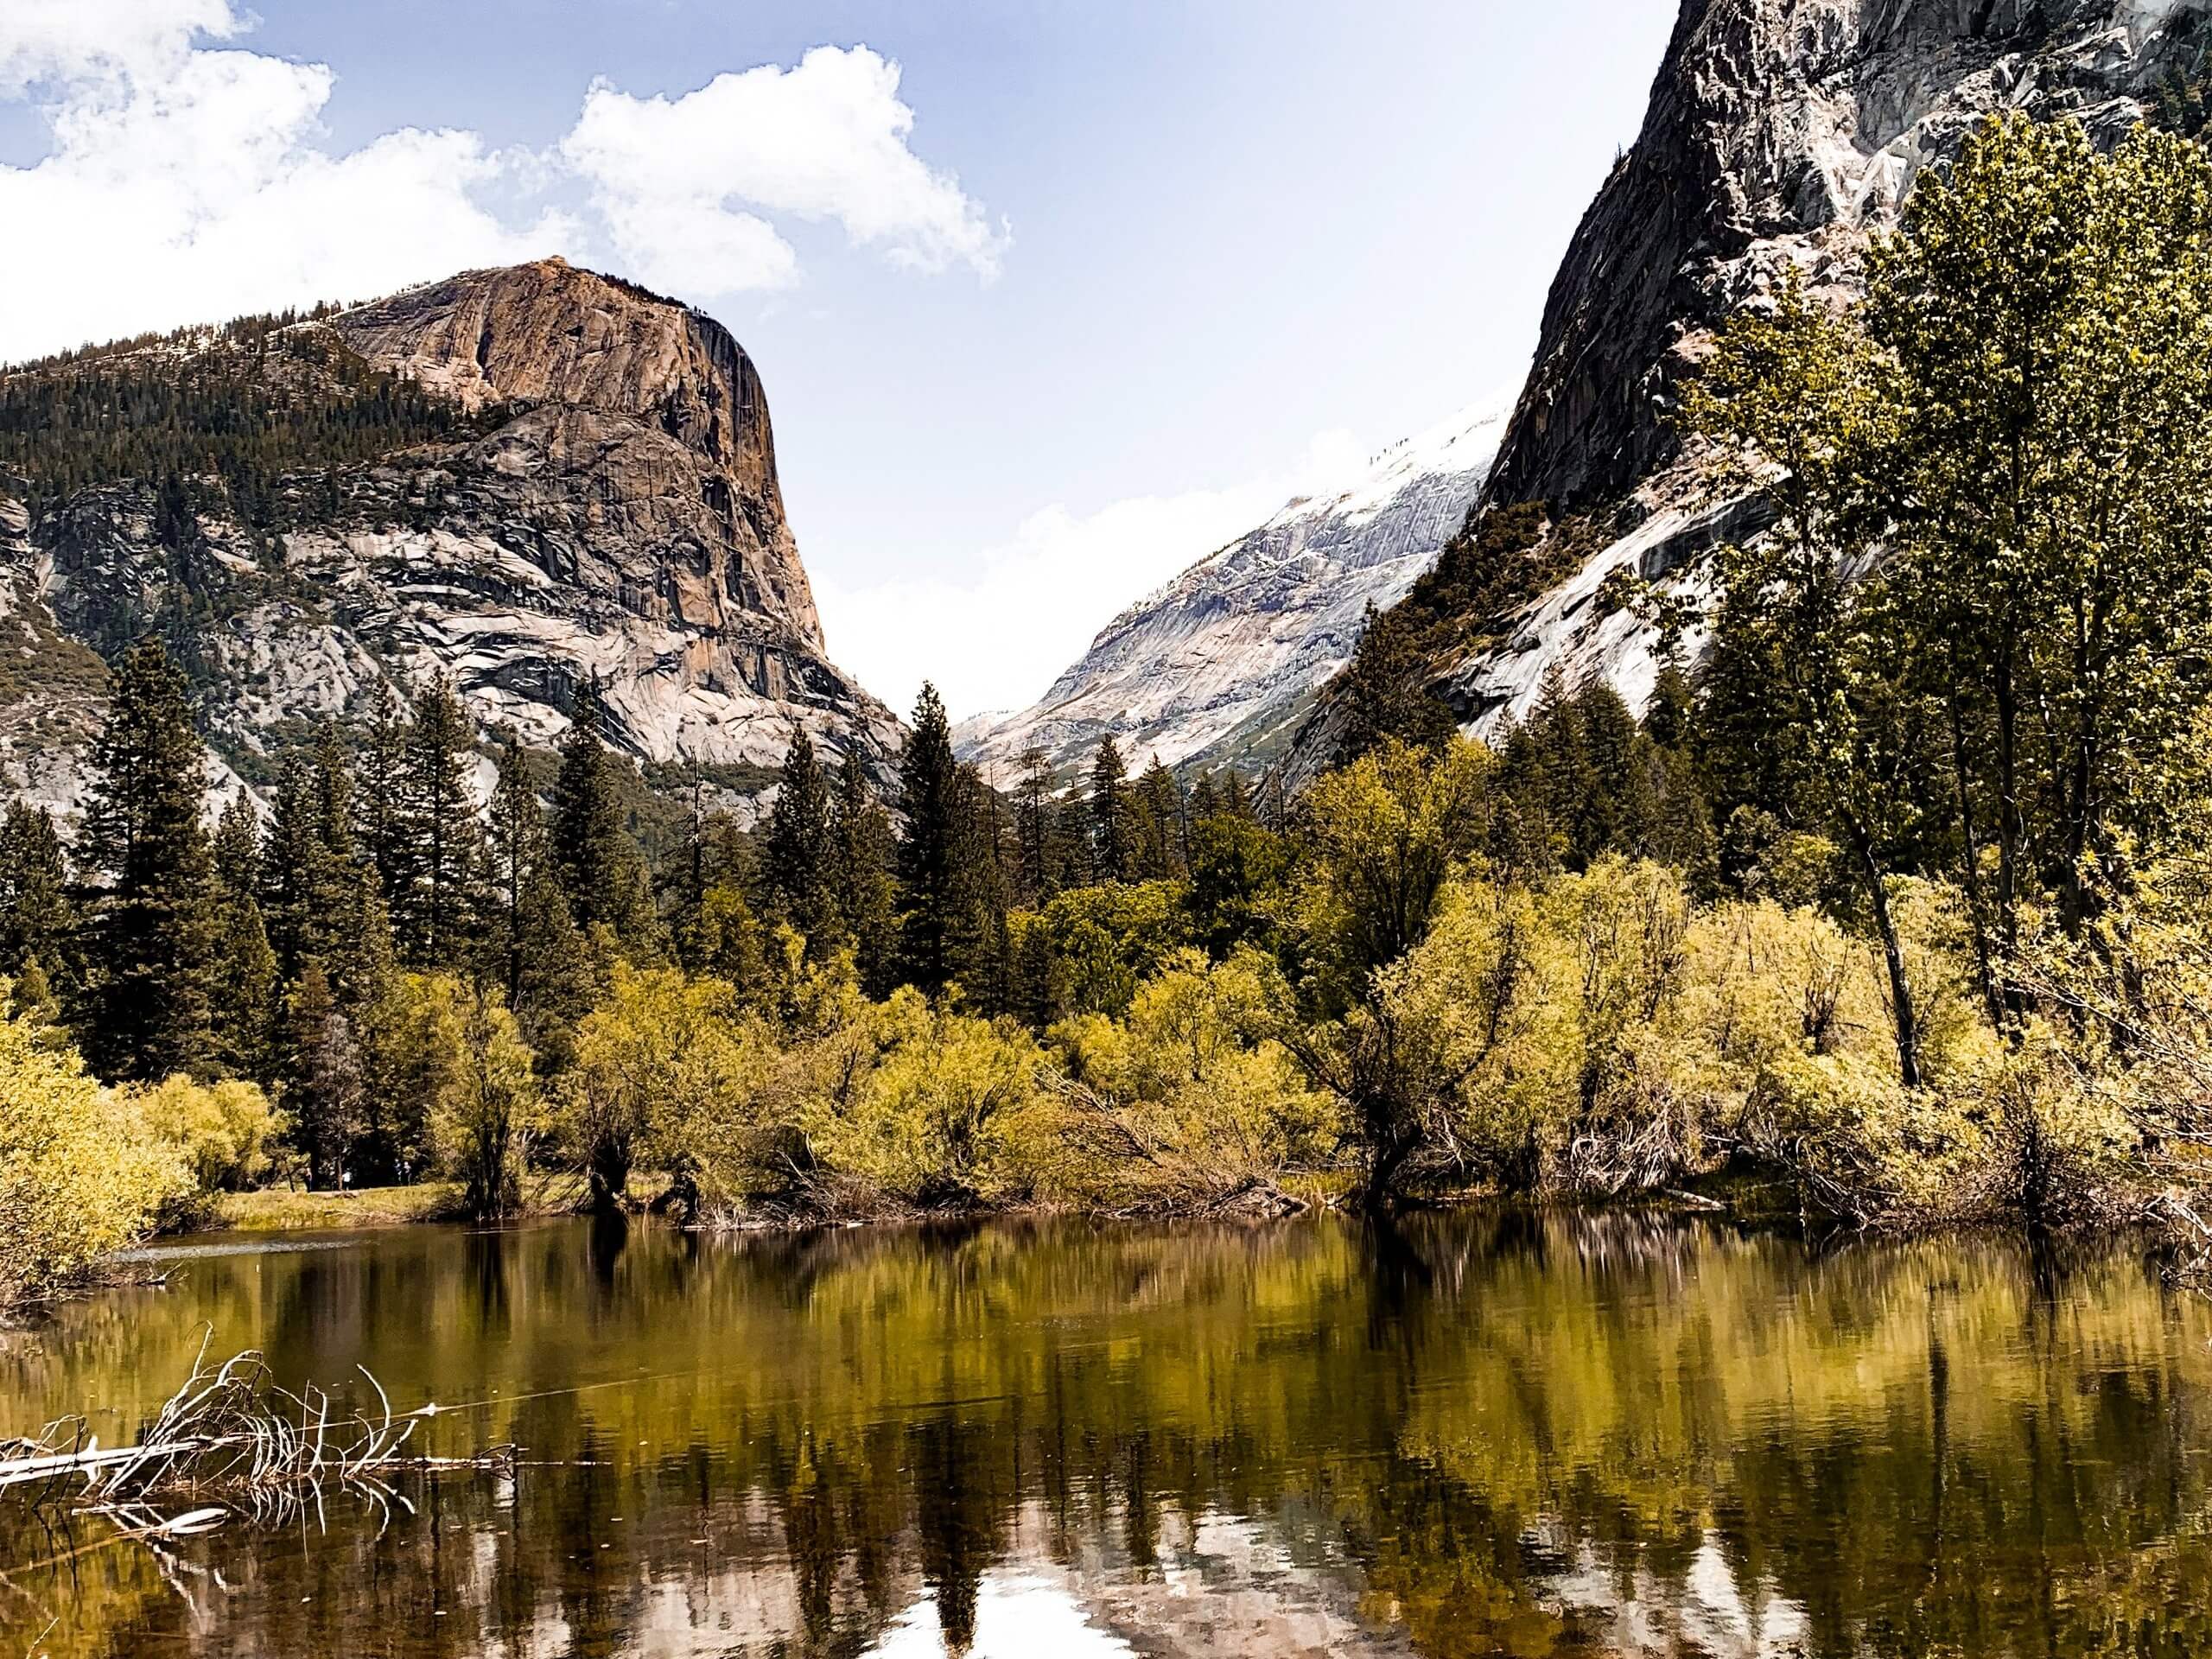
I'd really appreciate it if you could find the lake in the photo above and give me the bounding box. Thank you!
[2,1212,2209,1656]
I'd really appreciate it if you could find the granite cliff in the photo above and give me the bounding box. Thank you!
[0,258,901,821]
[956,403,1505,784]
[1281,0,2211,785]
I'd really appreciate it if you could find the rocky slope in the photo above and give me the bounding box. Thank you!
[1283,0,2208,784]
[956,404,1505,783]
[0,259,901,823]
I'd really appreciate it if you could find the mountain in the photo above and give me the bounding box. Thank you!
[954,402,1506,784]
[0,257,902,822]
[1279,0,2207,786]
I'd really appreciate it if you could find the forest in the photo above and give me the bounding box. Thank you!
[5,111,2212,1309]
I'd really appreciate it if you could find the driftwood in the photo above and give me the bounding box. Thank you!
[0,1337,512,1537]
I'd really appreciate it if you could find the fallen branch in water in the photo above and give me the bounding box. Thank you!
[0,1336,512,1535]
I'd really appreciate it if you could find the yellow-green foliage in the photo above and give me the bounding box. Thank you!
[1333,857,2005,1217]
[801,989,1047,1205]
[0,1001,188,1306]
[413,976,543,1221]
[1011,879,1190,1019]
[126,1075,285,1218]
[568,962,779,1203]
[1042,949,1338,1211]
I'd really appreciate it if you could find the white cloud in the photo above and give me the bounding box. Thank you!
[0,0,242,92]
[817,430,1373,724]
[0,16,999,363]
[0,10,567,361]
[561,47,1009,297]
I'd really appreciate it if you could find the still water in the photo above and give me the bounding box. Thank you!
[3,1212,2209,1657]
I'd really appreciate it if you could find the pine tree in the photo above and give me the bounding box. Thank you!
[209,794,278,1081]
[896,683,966,997]
[260,757,320,982]
[952,764,1015,1011]
[671,791,766,988]
[761,727,838,954]
[1134,755,1184,880]
[1089,736,1133,883]
[0,801,81,1003]
[1335,599,1455,765]
[483,733,540,1004]
[284,962,365,1188]
[80,639,215,1081]
[830,753,899,995]
[402,675,483,968]
[358,686,411,915]
[551,683,651,944]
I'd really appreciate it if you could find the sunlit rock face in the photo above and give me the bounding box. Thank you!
[955,403,1505,785]
[0,258,901,823]
[1280,0,2207,785]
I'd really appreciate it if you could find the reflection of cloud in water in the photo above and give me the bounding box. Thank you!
[1549,1531,1809,1657]
[866,1574,1135,1657]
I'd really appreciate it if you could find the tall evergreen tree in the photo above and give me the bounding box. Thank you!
[551,681,651,944]
[80,639,215,1081]
[1335,599,1455,765]
[358,686,411,912]
[401,675,483,967]
[1014,748,1064,905]
[896,683,966,997]
[284,962,365,1187]
[0,801,81,1004]
[209,793,278,1082]
[1133,755,1184,880]
[760,727,838,953]
[830,753,899,996]
[1089,736,1133,883]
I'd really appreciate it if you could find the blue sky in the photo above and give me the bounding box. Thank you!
[0,1,1676,718]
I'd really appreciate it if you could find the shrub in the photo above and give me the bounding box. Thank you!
[0,1001,188,1306]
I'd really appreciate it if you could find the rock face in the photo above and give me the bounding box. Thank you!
[0,259,901,823]
[956,404,1505,783]
[1286,0,2204,783]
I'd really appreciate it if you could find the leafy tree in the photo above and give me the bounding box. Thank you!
[79,639,215,1081]
[420,976,542,1221]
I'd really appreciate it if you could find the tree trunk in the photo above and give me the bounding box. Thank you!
[1848,815,1922,1090]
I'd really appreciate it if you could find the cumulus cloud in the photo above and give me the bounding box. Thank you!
[0,0,242,91]
[0,12,1000,362]
[818,430,1371,724]
[561,47,1008,296]
[0,7,566,360]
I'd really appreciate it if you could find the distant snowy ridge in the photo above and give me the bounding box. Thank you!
[956,400,1507,782]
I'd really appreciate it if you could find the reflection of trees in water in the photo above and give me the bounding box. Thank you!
[3,1215,2209,1657]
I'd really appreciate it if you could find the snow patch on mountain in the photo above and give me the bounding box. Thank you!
[956,401,1507,783]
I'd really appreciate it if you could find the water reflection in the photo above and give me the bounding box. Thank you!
[2,1212,2208,1656]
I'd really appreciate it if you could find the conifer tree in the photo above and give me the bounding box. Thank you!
[1335,599,1454,765]
[551,682,651,944]
[259,757,318,979]
[358,685,411,913]
[952,763,1015,1011]
[896,683,966,997]
[1014,747,1071,905]
[830,753,899,995]
[1134,755,1184,880]
[402,675,483,967]
[484,732,592,1051]
[761,727,838,954]
[671,791,766,988]
[1089,736,1133,883]
[81,639,215,1081]
[284,962,365,1187]
[209,793,278,1082]
[0,801,81,1003]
